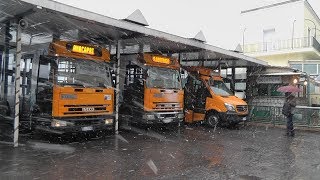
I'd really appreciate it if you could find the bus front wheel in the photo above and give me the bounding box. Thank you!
[206,112,219,128]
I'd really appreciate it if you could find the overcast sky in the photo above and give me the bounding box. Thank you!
[54,0,320,50]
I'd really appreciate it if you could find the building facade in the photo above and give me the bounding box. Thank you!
[241,0,320,104]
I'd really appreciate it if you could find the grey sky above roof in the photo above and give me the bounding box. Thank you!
[50,0,320,49]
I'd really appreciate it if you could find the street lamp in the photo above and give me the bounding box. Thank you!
[292,19,296,49]
[242,28,246,53]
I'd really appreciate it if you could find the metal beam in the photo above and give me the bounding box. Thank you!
[0,8,35,23]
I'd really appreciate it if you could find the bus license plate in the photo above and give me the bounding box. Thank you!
[163,118,173,123]
[82,126,93,131]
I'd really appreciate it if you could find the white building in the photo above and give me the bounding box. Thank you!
[241,0,320,103]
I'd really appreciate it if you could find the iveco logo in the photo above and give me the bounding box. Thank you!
[154,93,163,98]
[82,107,95,112]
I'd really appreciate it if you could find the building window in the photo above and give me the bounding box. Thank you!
[290,63,320,75]
[235,82,246,90]
[290,64,302,71]
[304,64,317,75]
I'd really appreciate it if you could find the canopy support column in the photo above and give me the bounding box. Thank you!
[115,40,121,135]
[14,21,22,147]
[232,67,236,94]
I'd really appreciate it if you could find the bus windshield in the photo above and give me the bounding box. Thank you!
[146,67,182,90]
[208,78,232,96]
[55,57,112,88]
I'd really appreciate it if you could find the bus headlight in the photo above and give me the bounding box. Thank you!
[105,119,113,125]
[177,113,184,119]
[224,103,236,112]
[143,114,155,120]
[51,120,67,127]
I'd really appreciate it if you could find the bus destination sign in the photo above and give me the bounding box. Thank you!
[72,44,95,55]
[152,56,171,64]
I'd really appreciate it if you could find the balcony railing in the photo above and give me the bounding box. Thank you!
[242,37,320,53]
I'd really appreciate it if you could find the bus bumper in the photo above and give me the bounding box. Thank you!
[34,115,114,134]
[220,112,248,125]
[141,111,184,125]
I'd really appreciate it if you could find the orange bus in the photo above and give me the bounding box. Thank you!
[23,41,114,133]
[184,66,248,127]
[120,53,184,126]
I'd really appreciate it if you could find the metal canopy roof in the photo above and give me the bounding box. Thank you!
[0,0,268,67]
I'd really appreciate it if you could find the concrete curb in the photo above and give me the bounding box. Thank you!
[247,122,320,133]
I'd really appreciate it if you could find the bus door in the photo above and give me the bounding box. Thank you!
[123,64,144,112]
[185,76,210,122]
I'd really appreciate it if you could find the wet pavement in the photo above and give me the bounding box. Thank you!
[1,124,320,179]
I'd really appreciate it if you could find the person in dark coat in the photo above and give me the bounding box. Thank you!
[282,92,296,136]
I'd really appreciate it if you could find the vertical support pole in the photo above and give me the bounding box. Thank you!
[307,76,311,106]
[115,41,121,135]
[291,20,296,49]
[242,28,246,53]
[232,67,236,94]
[0,46,2,77]
[139,44,144,53]
[200,51,204,67]
[14,23,22,147]
[52,33,60,42]
[308,28,311,47]
[246,67,251,103]
[22,58,27,96]
[2,22,10,101]
[0,46,3,100]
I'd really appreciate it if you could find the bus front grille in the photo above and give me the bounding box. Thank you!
[236,105,248,113]
[63,104,110,115]
[154,103,181,110]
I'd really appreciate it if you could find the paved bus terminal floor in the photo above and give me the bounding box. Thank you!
[1,124,320,179]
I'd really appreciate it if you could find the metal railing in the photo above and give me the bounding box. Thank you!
[249,105,320,128]
[242,37,320,53]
